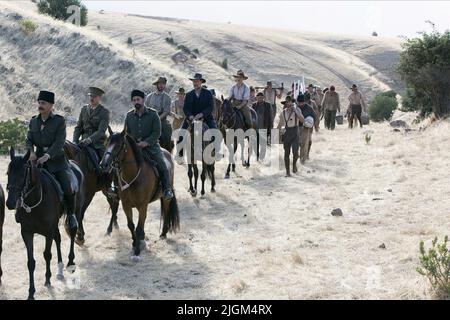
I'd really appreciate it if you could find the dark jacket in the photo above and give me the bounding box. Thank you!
[26,113,69,173]
[125,107,161,147]
[73,104,110,151]
[183,88,214,120]
[299,103,317,125]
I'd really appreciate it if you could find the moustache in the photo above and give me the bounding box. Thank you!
[38,107,45,110]
[134,103,143,109]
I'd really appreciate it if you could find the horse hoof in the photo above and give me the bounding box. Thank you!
[27,296,35,301]
[201,191,205,196]
[225,174,230,179]
[130,255,141,263]
[159,234,167,239]
[75,238,85,247]
[66,264,76,273]
[45,281,51,287]
[190,190,197,197]
[114,222,119,230]
[211,188,216,193]
[140,240,147,251]
[56,274,64,281]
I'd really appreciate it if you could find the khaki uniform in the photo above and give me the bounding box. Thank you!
[73,104,110,153]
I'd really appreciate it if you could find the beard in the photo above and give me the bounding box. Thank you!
[134,103,143,110]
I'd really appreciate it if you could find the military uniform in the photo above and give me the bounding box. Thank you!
[73,103,110,154]
[124,107,172,193]
[26,112,77,226]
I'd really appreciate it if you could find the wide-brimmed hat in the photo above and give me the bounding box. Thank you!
[256,92,264,97]
[38,90,55,104]
[152,76,167,85]
[281,96,293,105]
[189,73,206,83]
[88,87,105,97]
[175,87,185,94]
[350,84,358,89]
[232,69,248,80]
[266,81,273,86]
[307,84,315,89]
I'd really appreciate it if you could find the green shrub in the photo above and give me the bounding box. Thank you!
[165,37,175,45]
[20,19,37,34]
[37,0,88,26]
[177,44,191,55]
[0,118,28,154]
[417,236,450,297]
[401,86,433,118]
[193,48,199,55]
[127,37,133,45]
[369,92,398,122]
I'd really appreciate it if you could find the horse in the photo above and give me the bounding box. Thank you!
[6,148,84,300]
[64,141,120,245]
[219,97,259,179]
[99,128,180,261]
[186,119,216,196]
[0,184,4,285]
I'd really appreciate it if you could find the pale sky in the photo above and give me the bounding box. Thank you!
[84,1,450,38]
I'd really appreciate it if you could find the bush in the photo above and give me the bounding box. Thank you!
[37,0,88,26]
[401,86,433,117]
[20,19,37,34]
[165,37,175,45]
[369,92,398,122]
[127,37,133,45]
[193,48,200,55]
[221,58,228,70]
[177,44,191,55]
[397,29,450,118]
[417,236,450,297]
[0,118,28,154]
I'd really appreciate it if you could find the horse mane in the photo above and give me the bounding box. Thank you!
[125,134,143,167]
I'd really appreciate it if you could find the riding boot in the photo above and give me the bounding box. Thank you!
[65,193,78,232]
[284,158,291,177]
[155,160,174,200]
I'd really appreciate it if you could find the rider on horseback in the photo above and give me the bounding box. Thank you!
[228,70,253,130]
[125,90,174,200]
[73,87,110,176]
[26,91,78,231]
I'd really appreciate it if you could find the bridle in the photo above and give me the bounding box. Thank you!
[7,162,43,214]
[104,135,141,191]
[220,100,237,129]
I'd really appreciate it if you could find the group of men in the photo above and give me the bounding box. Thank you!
[24,69,369,227]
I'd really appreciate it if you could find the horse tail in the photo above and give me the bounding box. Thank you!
[161,192,180,234]
[0,184,4,282]
[206,163,214,181]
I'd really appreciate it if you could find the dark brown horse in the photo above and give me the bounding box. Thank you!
[219,98,259,179]
[64,141,120,245]
[99,129,180,261]
[6,148,84,300]
[186,119,216,196]
[0,183,4,285]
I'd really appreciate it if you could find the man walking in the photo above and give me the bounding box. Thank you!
[321,85,340,130]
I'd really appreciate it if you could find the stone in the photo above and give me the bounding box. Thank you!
[379,243,386,249]
[331,208,343,216]
[390,120,408,128]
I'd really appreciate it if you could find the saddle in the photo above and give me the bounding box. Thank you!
[82,145,101,175]
[41,161,81,203]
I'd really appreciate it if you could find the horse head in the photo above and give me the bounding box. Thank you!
[100,130,127,173]
[220,98,234,125]
[6,148,31,210]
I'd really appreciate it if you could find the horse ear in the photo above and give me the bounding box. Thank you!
[24,149,30,161]
[10,147,15,160]
[108,125,114,136]
[221,95,224,102]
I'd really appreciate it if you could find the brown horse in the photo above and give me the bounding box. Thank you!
[99,128,180,261]
[0,183,4,285]
[64,141,120,245]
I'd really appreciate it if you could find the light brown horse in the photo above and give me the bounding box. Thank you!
[100,128,180,261]
[64,141,120,245]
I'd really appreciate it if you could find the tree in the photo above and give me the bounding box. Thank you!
[369,92,398,122]
[37,0,88,26]
[397,29,450,118]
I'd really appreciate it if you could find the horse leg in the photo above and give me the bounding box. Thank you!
[193,164,199,193]
[210,164,216,193]
[66,229,76,272]
[54,227,64,280]
[75,194,93,246]
[132,205,148,261]
[160,195,180,238]
[21,230,36,300]
[123,205,137,258]
[105,191,120,235]
[0,226,2,284]
[43,236,53,287]
[187,164,196,196]
[200,163,206,196]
